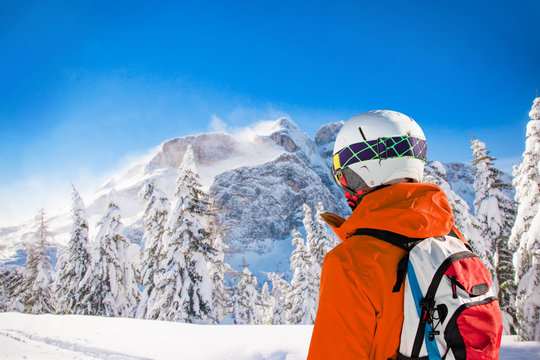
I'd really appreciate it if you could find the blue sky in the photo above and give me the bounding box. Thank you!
[0,0,539,225]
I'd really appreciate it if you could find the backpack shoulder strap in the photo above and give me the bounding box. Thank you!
[349,228,424,251]
[350,228,424,293]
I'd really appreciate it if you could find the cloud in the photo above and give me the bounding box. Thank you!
[0,175,74,228]
[208,115,229,133]
[231,120,281,142]
[0,145,162,229]
[207,106,292,142]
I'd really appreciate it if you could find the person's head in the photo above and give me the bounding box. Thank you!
[331,110,427,209]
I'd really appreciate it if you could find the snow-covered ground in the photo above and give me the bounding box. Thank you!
[0,313,538,360]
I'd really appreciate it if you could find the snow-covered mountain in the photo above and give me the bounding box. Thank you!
[0,117,514,279]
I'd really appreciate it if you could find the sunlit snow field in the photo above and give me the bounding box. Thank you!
[0,313,538,360]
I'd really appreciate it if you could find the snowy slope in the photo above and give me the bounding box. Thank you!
[0,312,538,360]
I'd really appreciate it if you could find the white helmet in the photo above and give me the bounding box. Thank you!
[332,110,427,202]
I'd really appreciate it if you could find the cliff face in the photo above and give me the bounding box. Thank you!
[206,118,347,254]
[149,133,239,169]
[210,152,339,254]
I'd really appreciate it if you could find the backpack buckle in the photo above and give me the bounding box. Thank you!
[419,298,435,324]
[428,330,440,341]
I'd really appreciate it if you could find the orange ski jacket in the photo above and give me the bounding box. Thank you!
[307,182,459,360]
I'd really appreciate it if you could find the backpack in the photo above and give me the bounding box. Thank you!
[353,228,503,360]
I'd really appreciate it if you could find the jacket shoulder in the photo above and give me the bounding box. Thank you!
[324,234,406,274]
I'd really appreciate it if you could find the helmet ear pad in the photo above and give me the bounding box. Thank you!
[342,167,368,193]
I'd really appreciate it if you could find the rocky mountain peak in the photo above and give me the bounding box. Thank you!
[315,121,344,147]
[269,132,300,153]
[276,117,300,131]
[149,133,238,170]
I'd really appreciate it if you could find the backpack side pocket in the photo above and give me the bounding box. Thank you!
[444,297,502,360]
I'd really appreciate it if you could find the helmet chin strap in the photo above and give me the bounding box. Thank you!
[334,169,374,210]
[344,178,417,210]
[344,186,373,210]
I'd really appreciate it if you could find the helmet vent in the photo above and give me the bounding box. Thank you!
[358,127,367,141]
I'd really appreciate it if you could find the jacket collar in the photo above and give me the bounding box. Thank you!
[321,183,454,242]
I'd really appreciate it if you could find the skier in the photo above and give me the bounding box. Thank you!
[308,110,465,359]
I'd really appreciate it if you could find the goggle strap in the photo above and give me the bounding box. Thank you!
[333,136,427,174]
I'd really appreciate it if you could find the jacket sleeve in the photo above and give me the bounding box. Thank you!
[307,250,377,360]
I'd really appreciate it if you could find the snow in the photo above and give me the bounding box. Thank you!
[529,97,540,120]
[508,97,540,340]
[430,161,447,178]
[0,312,537,360]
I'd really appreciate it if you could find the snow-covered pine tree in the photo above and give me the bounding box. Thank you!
[302,202,322,304]
[471,139,517,333]
[260,281,273,324]
[82,192,140,317]
[509,96,540,341]
[230,265,262,325]
[1,265,25,312]
[206,232,231,324]
[302,203,316,267]
[136,182,170,319]
[21,208,55,314]
[424,162,486,259]
[287,226,306,323]
[0,263,15,311]
[54,186,93,314]
[151,145,215,323]
[148,244,188,321]
[0,265,8,311]
[265,272,290,325]
[311,202,334,267]
[287,224,318,325]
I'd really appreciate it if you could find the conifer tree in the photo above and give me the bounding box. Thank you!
[471,139,517,333]
[509,96,540,341]
[54,186,93,314]
[136,182,170,319]
[0,263,15,311]
[260,281,273,324]
[82,192,140,317]
[311,202,334,267]
[151,145,215,323]
[230,265,262,325]
[302,203,322,293]
[0,266,7,312]
[424,162,486,259]
[265,272,289,325]
[3,266,25,312]
[148,244,188,321]
[206,232,230,323]
[19,209,55,314]
[287,224,318,324]
[286,226,306,324]
[302,204,316,266]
